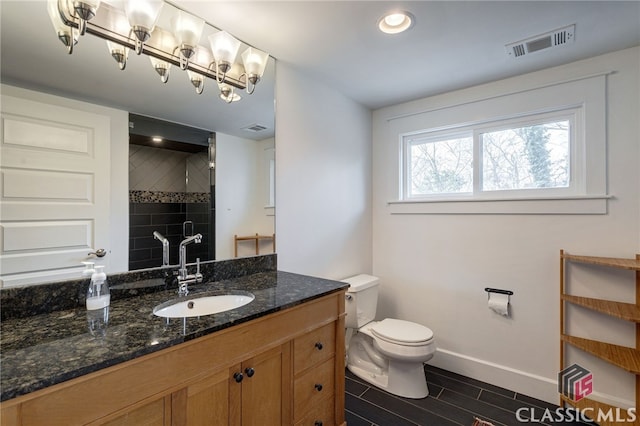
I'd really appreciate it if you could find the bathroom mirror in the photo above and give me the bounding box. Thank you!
[0,1,276,275]
[127,113,275,270]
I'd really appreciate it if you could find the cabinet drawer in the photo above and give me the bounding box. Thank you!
[294,322,335,373]
[294,396,334,426]
[294,357,335,420]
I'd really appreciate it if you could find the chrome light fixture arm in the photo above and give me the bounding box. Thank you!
[241,73,260,95]
[72,0,98,36]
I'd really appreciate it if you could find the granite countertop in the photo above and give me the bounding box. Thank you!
[0,270,349,402]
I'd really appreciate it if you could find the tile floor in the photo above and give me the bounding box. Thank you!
[345,365,591,426]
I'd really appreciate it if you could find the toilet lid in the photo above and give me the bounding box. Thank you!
[371,318,434,344]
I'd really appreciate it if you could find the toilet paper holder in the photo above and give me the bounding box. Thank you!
[484,287,513,299]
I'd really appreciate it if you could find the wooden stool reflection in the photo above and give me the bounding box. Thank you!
[234,233,276,257]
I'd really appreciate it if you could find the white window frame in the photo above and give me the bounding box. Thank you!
[402,109,581,200]
[389,74,609,215]
[403,129,474,200]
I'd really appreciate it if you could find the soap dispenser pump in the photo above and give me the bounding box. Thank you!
[81,261,95,278]
[86,265,110,337]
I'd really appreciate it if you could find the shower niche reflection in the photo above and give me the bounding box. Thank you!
[128,114,215,270]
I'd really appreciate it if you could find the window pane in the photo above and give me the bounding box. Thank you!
[481,120,570,191]
[408,136,473,196]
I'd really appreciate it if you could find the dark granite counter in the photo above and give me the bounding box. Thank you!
[0,270,349,402]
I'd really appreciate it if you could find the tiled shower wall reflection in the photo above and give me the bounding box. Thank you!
[129,145,213,270]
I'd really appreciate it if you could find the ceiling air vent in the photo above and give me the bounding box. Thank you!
[506,24,575,58]
[243,124,268,132]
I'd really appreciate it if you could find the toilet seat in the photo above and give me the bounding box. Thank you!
[371,319,433,347]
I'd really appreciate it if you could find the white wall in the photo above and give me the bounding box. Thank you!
[216,133,275,259]
[372,47,640,404]
[275,63,373,279]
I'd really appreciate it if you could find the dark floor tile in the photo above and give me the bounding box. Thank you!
[425,365,516,398]
[343,366,576,426]
[437,389,519,426]
[345,393,418,426]
[345,409,374,426]
[479,389,531,413]
[425,382,444,398]
[426,371,482,399]
[346,376,370,397]
[400,392,481,425]
[478,390,557,425]
[515,392,560,411]
[361,387,463,426]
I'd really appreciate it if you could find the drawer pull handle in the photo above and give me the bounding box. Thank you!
[233,372,244,383]
[314,383,323,392]
[315,342,323,350]
[245,367,255,377]
[314,422,323,426]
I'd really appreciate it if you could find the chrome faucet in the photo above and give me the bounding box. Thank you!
[153,231,170,266]
[177,233,203,296]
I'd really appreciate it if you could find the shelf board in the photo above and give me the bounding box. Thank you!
[562,335,640,373]
[560,395,624,426]
[562,253,640,271]
[562,294,640,322]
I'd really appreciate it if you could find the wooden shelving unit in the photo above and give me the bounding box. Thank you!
[560,250,640,424]
[560,295,640,322]
[234,233,275,257]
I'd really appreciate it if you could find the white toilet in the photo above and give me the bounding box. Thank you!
[343,274,436,399]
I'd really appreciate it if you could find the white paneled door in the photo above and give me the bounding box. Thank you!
[0,94,110,287]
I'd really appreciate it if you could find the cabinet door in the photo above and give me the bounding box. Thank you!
[172,369,230,426]
[238,345,285,426]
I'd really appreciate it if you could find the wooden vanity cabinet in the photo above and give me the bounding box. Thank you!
[0,291,346,426]
[101,397,170,426]
[293,322,337,425]
[172,344,288,426]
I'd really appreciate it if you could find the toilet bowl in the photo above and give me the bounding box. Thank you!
[343,275,436,399]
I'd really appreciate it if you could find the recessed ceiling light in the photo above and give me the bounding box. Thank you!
[378,11,414,34]
[152,136,163,143]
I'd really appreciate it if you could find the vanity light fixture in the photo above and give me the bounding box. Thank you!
[147,27,177,83]
[47,0,78,53]
[171,10,205,70]
[124,0,164,55]
[378,11,414,34]
[47,0,269,102]
[208,31,241,83]
[219,83,242,103]
[106,40,129,70]
[187,47,213,94]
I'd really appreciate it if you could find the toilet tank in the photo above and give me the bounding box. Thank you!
[342,274,379,329]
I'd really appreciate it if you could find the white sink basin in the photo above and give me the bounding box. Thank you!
[153,292,255,318]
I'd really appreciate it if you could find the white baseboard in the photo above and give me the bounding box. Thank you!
[428,348,634,409]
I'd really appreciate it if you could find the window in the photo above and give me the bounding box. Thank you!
[402,111,576,200]
[405,132,473,197]
[388,74,607,214]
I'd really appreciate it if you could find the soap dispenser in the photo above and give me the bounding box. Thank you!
[86,265,110,337]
